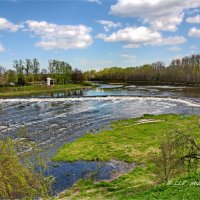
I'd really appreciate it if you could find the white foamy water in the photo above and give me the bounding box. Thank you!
[0,96,200,107]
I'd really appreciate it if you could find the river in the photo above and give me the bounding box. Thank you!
[1,83,200,194]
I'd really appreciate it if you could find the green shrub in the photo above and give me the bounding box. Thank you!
[0,137,51,199]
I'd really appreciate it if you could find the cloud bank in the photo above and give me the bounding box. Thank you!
[110,0,200,31]
[25,20,93,50]
[97,26,186,48]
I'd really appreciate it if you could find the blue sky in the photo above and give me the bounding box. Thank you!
[0,0,200,71]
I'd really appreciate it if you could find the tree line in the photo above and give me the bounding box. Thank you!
[84,54,200,85]
[1,54,200,86]
[0,59,84,86]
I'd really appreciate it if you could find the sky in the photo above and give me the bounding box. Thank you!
[0,0,200,71]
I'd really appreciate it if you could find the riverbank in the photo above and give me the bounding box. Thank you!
[0,83,92,97]
[54,114,200,199]
[94,80,200,87]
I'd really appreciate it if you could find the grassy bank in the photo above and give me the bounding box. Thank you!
[54,114,200,200]
[54,114,200,163]
[58,172,200,200]
[0,83,91,97]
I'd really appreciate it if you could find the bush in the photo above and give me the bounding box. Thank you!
[0,137,51,199]
[151,121,200,183]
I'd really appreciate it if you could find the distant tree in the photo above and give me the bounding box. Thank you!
[41,68,48,82]
[48,59,72,84]
[13,60,25,85]
[32,58,40,81]
[5,70,17,84]
[0,66,6,86]
[25,59,33,76]
[87,54,200,85]
[83,69,96,81]
[71,68,84,83]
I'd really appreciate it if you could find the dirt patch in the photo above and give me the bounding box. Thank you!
[134,119,165,125]
[105,160,143,181]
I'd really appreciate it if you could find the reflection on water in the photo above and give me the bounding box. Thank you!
[49,160,136,194]
[84,83,200,98]
[1,83,200,194]
[28,83,200,98]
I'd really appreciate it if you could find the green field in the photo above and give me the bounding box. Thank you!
[0,84,91,97]
[54,114,200,200]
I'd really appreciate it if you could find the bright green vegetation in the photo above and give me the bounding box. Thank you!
[54,114,200,163]
[55,114,200,200]
[131,174,200,200]
[0,137,51,199]
[58,167,155,200]
[58,172,200,200]
[0,83,90,97]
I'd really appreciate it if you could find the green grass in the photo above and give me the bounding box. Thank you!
[54,114,200,200]
[54,114,199,163]
[132,173,200,200]
[58,166,156,200]
[58,171,200,200]
[0,84,90,97]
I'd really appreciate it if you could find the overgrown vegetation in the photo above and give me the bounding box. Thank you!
[55,114,200,200]
[84,54,200,85]
[0,137,52,199]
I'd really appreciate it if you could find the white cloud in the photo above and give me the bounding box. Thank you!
[121,54,136,64]
[0,43,5,52]
[149,36,186,46]
[97,27,161,43]
[25,20,93,50]
[85,0,102,4]
[97,20,121,32]
[123,44,140,49]
[149,15,183,32]
[110,0,200,31]
[0,17,23,32]
[97,26,186,48]
[189,27,200,37]
[168,47,181,51]
[0,17,22,52]
[186,15,200,23]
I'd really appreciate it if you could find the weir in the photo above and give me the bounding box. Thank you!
[0,96,200,107]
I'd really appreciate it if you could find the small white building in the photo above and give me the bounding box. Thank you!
[47,77,54,86]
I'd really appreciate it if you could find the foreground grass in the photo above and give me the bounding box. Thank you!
[0,83,91,97]
[132,173,200,200]
[54,114,200,200]
[58,172,200,200]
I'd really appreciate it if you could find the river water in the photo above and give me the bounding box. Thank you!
[1,83,200,194]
